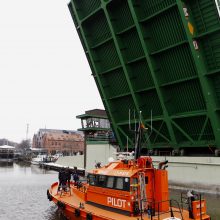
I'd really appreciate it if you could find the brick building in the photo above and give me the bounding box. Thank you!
[32,129,84,155]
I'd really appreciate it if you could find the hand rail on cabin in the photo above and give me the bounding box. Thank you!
[145,199,184,220]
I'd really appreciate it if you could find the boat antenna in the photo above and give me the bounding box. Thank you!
[150,110,153,133]
[134,111,143,160]
[134,109,136,142]
[129,109,131,131]
[144,110,153,146]
[126,136,128,152]
[170,206,174,217]
[26,123,29,140]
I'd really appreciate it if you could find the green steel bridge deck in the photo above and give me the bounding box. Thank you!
[68,0,220,154]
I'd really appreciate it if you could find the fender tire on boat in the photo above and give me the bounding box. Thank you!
[75,208,80,217]
[47,189,49,196]
[48,194,52,201]
[57,201,66,210]
[48,194,53,201]
[47,189,53,201]
[86,213,93,220]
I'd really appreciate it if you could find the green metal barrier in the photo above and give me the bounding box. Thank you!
[68,0,220,155]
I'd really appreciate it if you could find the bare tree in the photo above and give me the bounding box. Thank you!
[17,139,31,150]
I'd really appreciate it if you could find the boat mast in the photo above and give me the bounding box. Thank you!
[134,121,143,160]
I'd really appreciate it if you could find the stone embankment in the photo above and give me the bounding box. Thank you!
[152,156,220,194]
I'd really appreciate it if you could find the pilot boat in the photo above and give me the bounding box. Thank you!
[47,121,211,220]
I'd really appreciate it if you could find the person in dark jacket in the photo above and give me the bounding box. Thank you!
[73,173,79,183]
[58,168,65,192]
[66,167,72,188]
[72,167,78,182]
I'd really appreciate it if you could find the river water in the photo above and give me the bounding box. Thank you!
[0,162,219,220]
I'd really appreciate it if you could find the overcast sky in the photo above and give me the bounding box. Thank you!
[0,0,104,143]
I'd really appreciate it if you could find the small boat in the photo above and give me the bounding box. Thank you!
[0,145,15,163]
[47,121,211,220]
[31,154,47,165]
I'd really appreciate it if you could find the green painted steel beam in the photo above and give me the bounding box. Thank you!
[128,0,177,147]
[68,0,220,152]
[171,120,195,144]
[176,0,220,148]
[198,116,209,141]
[101,0,152,149]
[69,0,124,148]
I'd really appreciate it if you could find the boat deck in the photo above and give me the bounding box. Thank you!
[49,182,210,220]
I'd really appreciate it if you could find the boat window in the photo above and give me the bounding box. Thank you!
[145,176,148,184]
[106,176,114,188]
[115,177,130,191]
[88,174,96,186]
[115,177,123,190]
[88,175,130,191]
[132,178,138,185]
[96,175,106,187]
[124,177,130,191]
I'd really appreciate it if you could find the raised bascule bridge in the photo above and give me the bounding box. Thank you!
[68,0,220,156]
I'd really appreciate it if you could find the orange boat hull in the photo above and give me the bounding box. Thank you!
[48,182,210,220]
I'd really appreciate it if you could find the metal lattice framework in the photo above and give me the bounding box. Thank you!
[68,0,220,152]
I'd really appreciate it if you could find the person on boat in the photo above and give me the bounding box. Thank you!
[58,167,71,192]
[58,168,65,192]
[72,166,79,185]
[66,167,71,188]
[73,172,79,185]
[72,167,78,175]
[95,162,101,168]
[187,190,197,218]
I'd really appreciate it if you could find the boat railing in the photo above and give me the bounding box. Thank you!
[86,134,117,144]
[146,199,184,220]
[181,192,206,219]
[180,192,189,210]
[74,182,87,193]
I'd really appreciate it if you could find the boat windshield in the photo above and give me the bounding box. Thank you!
[88,174,130,191]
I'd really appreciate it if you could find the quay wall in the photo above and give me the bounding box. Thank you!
[152,156,220,194]
[86,143,117,171]
[56,155,84,169]
[55,143,117,171]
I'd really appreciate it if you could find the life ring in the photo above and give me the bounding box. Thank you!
[86,213,93,220]
[75,208,80,217]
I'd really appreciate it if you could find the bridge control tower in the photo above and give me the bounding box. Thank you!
[77,109,117,170]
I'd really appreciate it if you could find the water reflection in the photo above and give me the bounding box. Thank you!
[0,162,64,220]
[0,161,13,167]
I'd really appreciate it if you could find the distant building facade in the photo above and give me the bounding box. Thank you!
[32,129,84,155]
